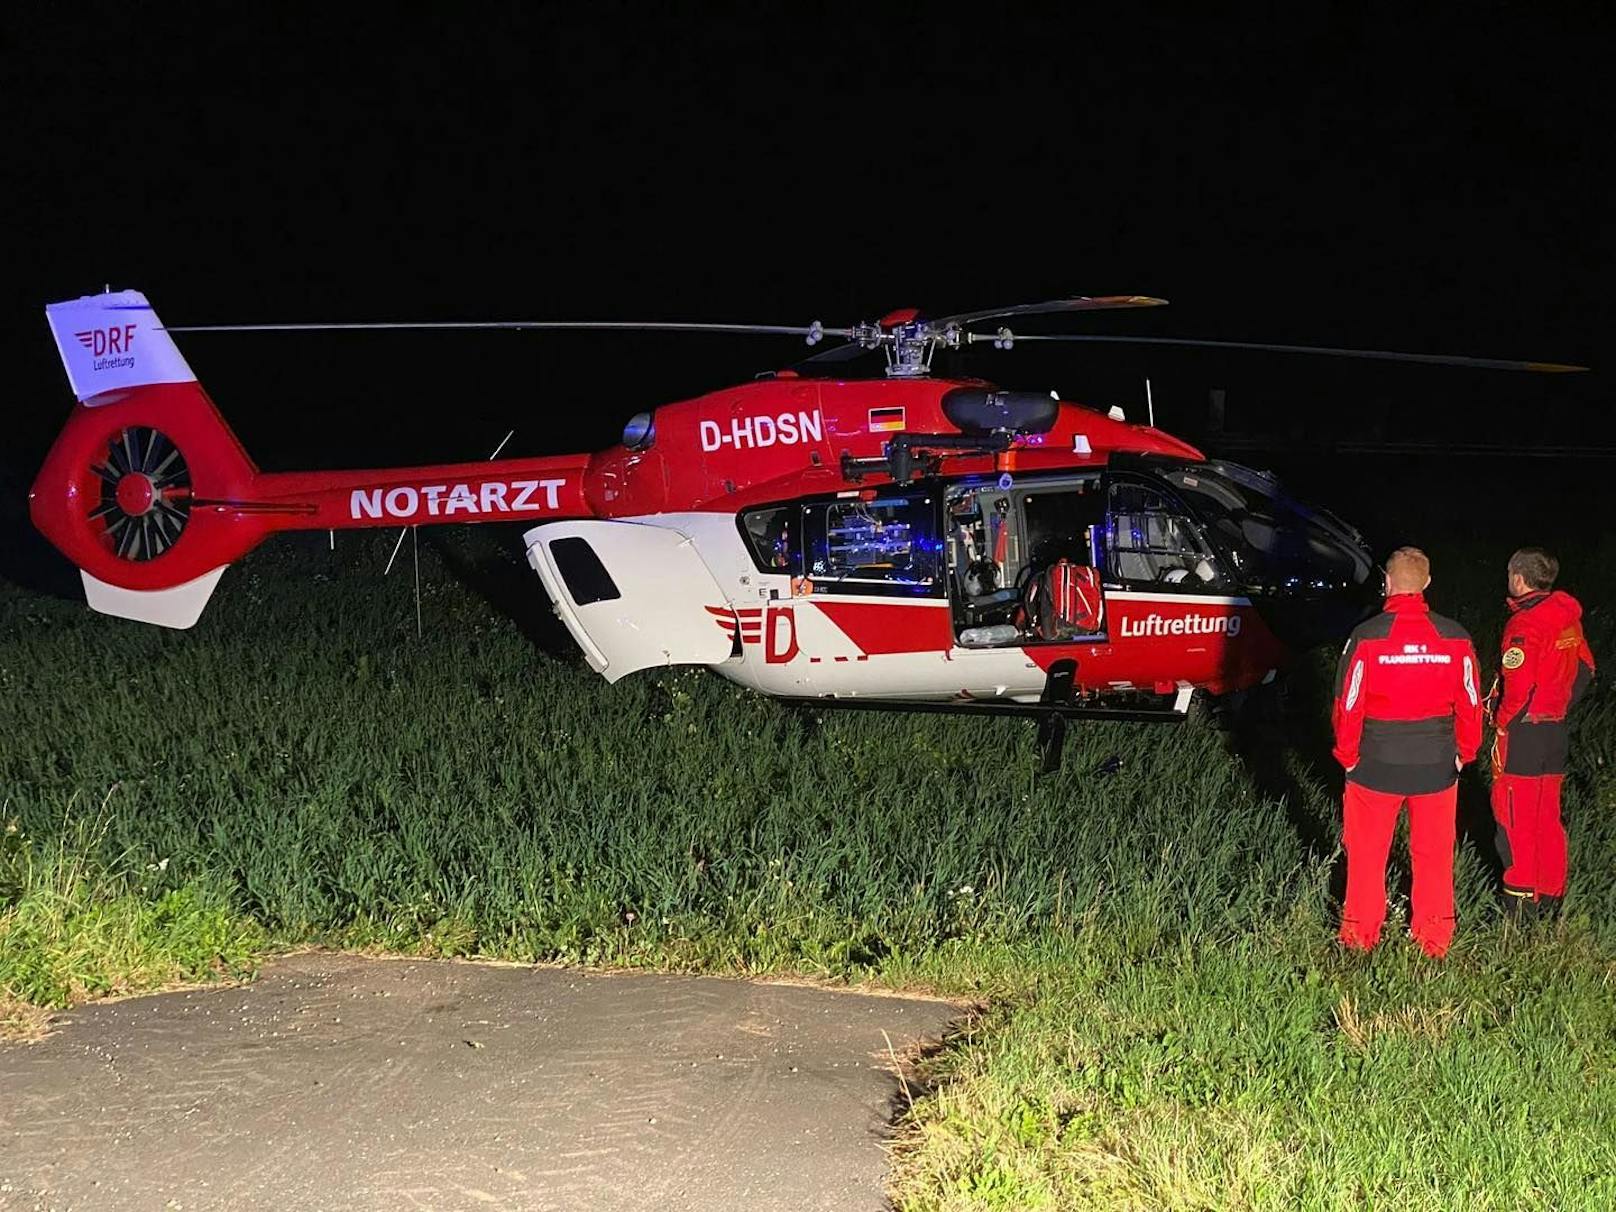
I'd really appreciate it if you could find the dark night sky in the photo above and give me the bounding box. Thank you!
[6,6,1612,478]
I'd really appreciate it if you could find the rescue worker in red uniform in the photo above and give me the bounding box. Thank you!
[1488,547,1596,916]
[1332,547,1483,958]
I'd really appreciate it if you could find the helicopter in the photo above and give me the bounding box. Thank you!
[30,290,1584,771]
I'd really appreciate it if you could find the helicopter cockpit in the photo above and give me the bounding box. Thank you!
[940,459,1373,648]
[735,458,1374,653]
[1155,461,1374,594]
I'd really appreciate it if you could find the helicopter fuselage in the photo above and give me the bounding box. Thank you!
[523,374,1377,711]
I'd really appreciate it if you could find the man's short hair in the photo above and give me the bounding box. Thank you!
[1385,546,1431,593]
[1509,547,1559,590]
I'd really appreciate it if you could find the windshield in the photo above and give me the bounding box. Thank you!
[1159,461,1373,592]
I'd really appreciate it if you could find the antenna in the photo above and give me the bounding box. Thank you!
[384,428,513,577]
[380,524,424,635]
[1145,378,1155,428]
[384,429,515,640]
[383,526,409,575]
[412,525,422,640]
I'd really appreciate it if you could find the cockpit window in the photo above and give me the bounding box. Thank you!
[1162,462,1373,591]
[1106,481,1231,589]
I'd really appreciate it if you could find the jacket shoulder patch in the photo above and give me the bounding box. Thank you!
[1502,646,1526,670]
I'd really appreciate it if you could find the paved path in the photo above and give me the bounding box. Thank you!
[0,953,956,1211]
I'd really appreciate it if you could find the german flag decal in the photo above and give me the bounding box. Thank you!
[868,406,906,432]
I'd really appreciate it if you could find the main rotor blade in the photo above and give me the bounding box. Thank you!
[162,319,854,339]
[976,333,1588,373]
[938,295,1168,329]
[789,295,1172,370]
[795,341,877,368]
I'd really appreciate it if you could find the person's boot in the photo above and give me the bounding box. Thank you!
[1537,895,1563,923]
[1504,891,1536,924]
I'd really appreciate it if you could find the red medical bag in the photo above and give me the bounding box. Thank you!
[1026,559,1104,639]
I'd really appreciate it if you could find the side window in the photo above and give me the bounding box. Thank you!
[800,492,941,595]
[739,504,797,573]
[1106,482,1229,589]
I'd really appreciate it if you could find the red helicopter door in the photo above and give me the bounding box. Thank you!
[524,520,734,683]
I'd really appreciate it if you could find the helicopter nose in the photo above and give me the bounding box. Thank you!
[1244,584,1370,654]
[1237,532,1380,652]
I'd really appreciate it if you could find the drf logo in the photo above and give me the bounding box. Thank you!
[75,327,137,356]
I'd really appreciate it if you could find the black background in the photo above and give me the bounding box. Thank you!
[5,5,1612,557]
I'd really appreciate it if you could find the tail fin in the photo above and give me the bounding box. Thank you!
[32,289,595,629]
[47,288,199,405]
[35,290,258,627]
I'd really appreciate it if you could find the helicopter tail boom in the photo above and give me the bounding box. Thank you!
[32,290,594,628]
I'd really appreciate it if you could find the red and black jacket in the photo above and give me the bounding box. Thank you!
[1332,593,1483,795]
[1491,589,1596,775]
[1494,590,1595,727]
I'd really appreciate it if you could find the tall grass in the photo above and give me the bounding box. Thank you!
[1,788,263,1017]
[0,532,1326,972]
[3,524,1612,1207]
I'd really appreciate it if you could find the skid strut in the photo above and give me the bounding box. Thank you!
[1036,659,1078,775]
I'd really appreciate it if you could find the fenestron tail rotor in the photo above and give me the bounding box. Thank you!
[89,426,192,561]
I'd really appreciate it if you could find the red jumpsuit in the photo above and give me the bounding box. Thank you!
[1489,590,1596,902]
[1332,593,1483,957]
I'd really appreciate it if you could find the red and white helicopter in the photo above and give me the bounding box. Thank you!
[30,290,1581,767]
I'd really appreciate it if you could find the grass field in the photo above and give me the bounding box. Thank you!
[3,513,1613,1209]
